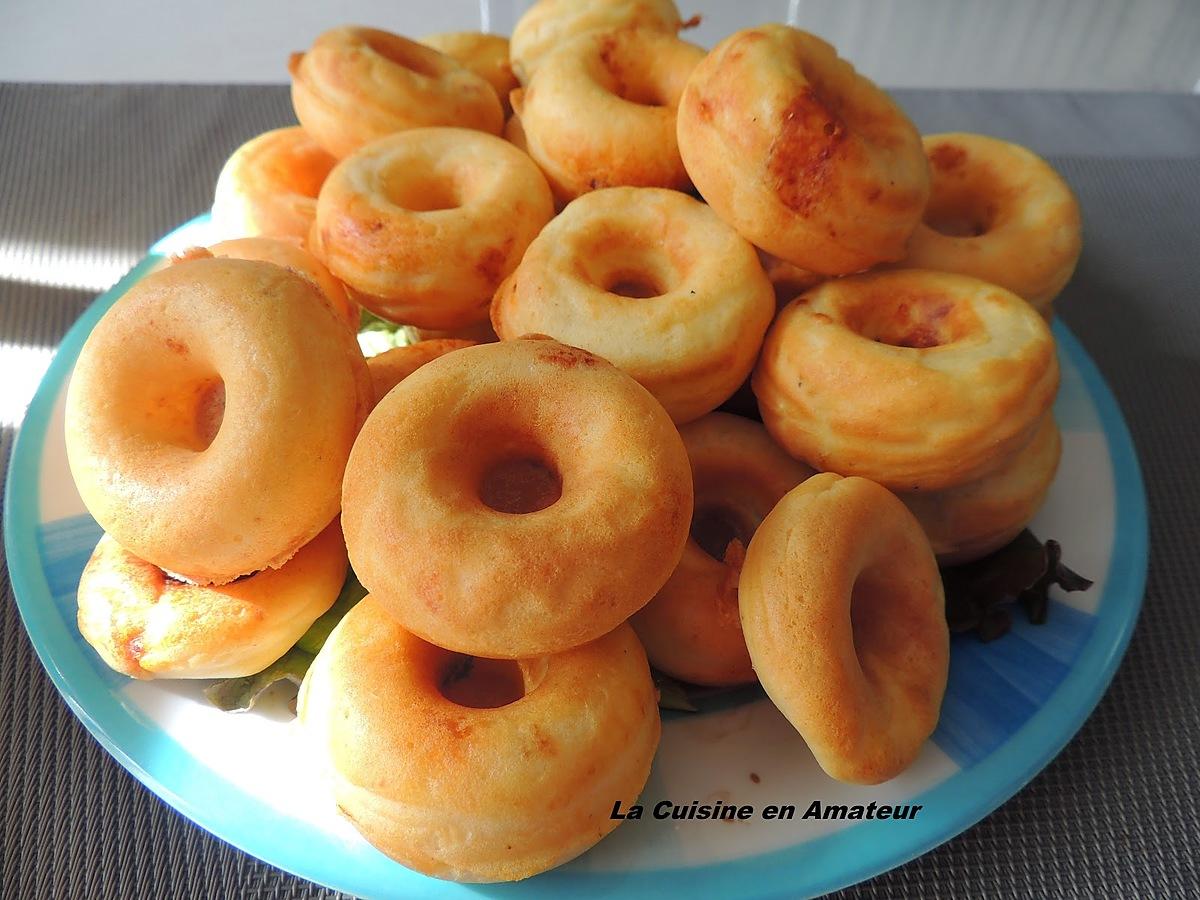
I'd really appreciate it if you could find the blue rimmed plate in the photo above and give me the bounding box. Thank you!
[4,216,1148,898]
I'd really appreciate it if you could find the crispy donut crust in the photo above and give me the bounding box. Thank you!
[312,127,554,330]
[342,337,693,658]
[739,473,949,784]
[289,26,504,159]
[900,414,1062,565]
[677,25,929,275]
[491,187,775,424]
[211,126,337,244]
[77,522,347,679]
[366,339,475,406]
[299,602,660,882]
[897,133,1083,318]
[753,269,1059,491]
[510,0,684,84]
[632,413,814,685]
[65,258,372,584]
[420,32,517,115]
[199,238,359,331]
[511,28,704,200]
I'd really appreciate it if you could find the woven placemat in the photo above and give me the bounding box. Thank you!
[2,84,1197,898]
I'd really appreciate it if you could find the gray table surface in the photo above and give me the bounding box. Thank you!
[1,84,1198,899]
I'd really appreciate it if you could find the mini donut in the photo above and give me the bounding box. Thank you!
[66,258,372,584]
[632,413,814,686]
[510,28,705,200]
[311,127,554,330]
[897,133,1083,319]
[510,0,687,84]
[753,270,1059,491]
[342,337,693,658]
[178,238,359,331]
[211,126,337,244]
[739,473,949,784]
[420,32,517,115]
[491,187,774,424]
[901,414,1062,565]
[299,599,659,882]
[77,522,347,679]
[677,25,930,275]
[289,26,504,159]
[367,339,474,406]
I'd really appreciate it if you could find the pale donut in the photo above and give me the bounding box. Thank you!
[491,187,774,424]
[739,473,949,784]
[511,28,704,200]
[510,0,686,84]
[901,414,1062,565]
[632,413,814,686]
[312,127,554,330]
[77,522,347,679]
[211,126,337,244]
[753,270,1059,491]
[289,26,504,159]
[177,238,359,331]
[66,258,372,584]
[677,25,929,274]
[420,32,517,115]
[299,600,659,882]
[342,337,693,658]
[366,339,474,406]
[898,133,1083,318]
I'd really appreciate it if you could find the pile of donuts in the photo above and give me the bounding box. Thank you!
[64,0,1081,884]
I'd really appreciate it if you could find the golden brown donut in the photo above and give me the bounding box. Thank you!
[897,133,1083,319]
[491,187,774,424]
[510,0,687,84]
[739,473,949,784]
[342,337,693,658]
[677,25,929,275]
[77,522,347,679]
[366,339,474,406]
[299,600,659,882]
[66,258,372,584]
[420,32,517,115]
[211,126,337,244]
[289,26,504,159]
[510,28,705,200]
[632,413,814,686]
[900,414,1062,565]
[183,238,359,331]
[312,127,554,330]
[753,270,1059,491]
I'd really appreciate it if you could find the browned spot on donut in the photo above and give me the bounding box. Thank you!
[767,89,847,215]
[165,337,189,355]
[681,13,702,28]
[929,143,967,172]
[474,237,513,288]
[866,186,882,203]
[696,98,714,122]
[532,724,558,757]
[538,345,598,369]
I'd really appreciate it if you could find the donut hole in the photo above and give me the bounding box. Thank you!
[437,653,527,709]
[365,33,443,79]
[380,162,463,212]
[115,348,227,452]
[844,290,978,350]
[848,566,895,685]
[592,36,671,108]
[479,454,562,514]
[193,379,226,450]
[691,503,756,562]
[605,270,667,299]
[924,188,997,238]
[579,234,682,299]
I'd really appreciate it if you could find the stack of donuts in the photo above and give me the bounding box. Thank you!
[65,0,1084,884]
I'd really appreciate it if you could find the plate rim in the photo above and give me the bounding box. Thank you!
[4,216,1150,899]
